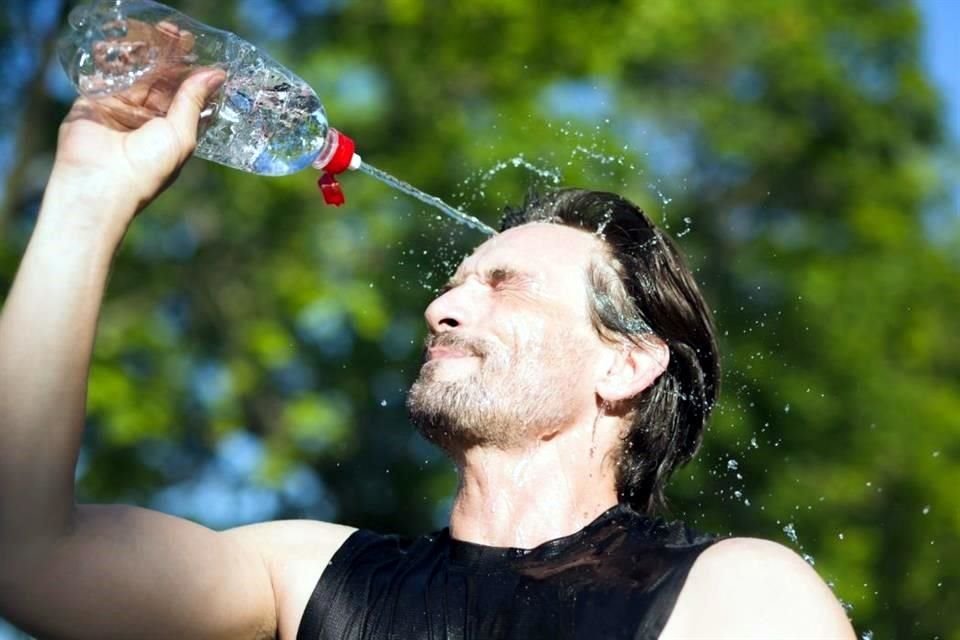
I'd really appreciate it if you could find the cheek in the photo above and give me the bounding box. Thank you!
[504,315,548,359]
[546,324,604,381]
[494,303,596,367]
[515,325,584,375]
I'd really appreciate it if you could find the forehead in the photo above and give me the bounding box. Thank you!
[456,222,603,281]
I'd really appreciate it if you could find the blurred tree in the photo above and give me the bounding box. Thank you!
[0,0,957,638]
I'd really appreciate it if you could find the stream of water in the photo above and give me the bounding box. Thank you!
[357,162,497,236]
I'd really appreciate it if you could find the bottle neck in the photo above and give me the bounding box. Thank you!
[312,129,360,172]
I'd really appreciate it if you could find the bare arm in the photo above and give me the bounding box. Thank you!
[0,65,350,639]
[660,537,857,639]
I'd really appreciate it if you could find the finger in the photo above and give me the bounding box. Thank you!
[155,20,187,56]
[148,22,192,74]
[177,30,196,56]
[91,93,159,131]
[125,17,153,41]
[165,68,226,154]
[143,68,190,116]
[141,58,192,109]
[155,20,181,39]
[143,82,176,117]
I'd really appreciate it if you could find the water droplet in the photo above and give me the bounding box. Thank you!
[922,505,931,515]
[783,522,798,544]
[726,458,739,471]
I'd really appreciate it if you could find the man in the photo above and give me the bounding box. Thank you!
[0,69,856,639]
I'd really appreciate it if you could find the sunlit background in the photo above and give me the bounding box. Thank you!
[1,0,958,638]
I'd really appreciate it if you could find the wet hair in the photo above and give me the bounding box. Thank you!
[499,188,720,516]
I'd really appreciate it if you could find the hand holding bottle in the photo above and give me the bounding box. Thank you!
[49,60,225,234]
[60,0,346,178]
[81,18,204,126]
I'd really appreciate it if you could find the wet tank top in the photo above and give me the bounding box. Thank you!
[296,503,717,640]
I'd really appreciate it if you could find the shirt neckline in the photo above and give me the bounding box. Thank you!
[444,503,644,569]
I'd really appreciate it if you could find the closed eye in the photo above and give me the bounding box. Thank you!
[488,268,511,286]
[437,267,532,294]
[486,267,536,291]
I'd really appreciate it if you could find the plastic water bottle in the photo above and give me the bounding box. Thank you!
[57,0,496,229]
[57,0,360,182]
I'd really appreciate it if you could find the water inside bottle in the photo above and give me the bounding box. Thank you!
[197,42,331,176]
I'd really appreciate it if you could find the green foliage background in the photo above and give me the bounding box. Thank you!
[1,0,958,637]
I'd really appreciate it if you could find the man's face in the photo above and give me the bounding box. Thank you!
[407,222,609,452]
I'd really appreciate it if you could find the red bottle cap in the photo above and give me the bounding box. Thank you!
[318,172,345,206]
[317,129,356,206]
[323,130,356,175]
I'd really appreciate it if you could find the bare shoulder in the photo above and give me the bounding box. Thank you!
[225,519,357,640]
[659,537,857,640]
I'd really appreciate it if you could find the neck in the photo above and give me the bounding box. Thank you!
[447,417,620,549]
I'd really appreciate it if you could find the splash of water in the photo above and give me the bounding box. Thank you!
[571,144,629,167]
[358,162,497,236]
[479,154,563,186]
[783,522,799,544]
[454,154,563,209]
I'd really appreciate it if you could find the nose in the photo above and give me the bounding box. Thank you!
[424,282,475,333]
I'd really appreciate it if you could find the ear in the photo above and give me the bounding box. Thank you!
[595,337,670,404]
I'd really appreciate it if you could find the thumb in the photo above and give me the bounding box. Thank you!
[166,69,227,157]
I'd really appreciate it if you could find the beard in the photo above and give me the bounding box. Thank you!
[406,330,584,453]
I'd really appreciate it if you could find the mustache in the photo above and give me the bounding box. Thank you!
[422,332,492,360]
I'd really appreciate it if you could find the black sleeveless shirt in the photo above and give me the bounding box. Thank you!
[296,504,716,640]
